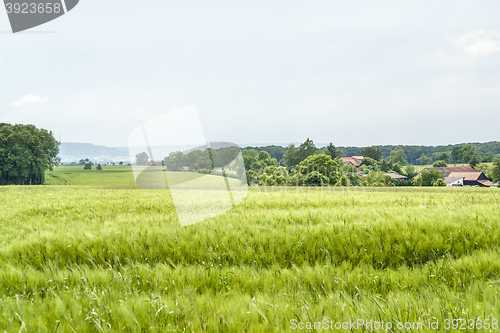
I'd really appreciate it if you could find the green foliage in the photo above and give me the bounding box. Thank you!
[296,138,319,164]
[432,178,447,186]
[435,152,450,162]
[433,160,448,167]
[258,166,288,186]
[413,169,444,186]
[492,159,500,184]
[194,155,212,171]
[451,145,479,164]
[360,157,377,167]
[325,142,342,159]
[390,149,408,166]
[297,154,339,185]
[365,171,394,187]
[242,148,258,159]
[281,144,298,168]
[164,151,186,171]
[380,159,390,172]
[404,165,417,179]
[135,152,149,166]
[186,149,206,170]
[469,153,482,168]
[96,164,102,170]
[360,146,382,161]
[483,151,495,163]
[119,161,124,165]
[0,123,60,185]
[83,162,92,170]
[417,154,432,165]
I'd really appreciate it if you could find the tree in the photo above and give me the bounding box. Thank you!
[475,163,492,180]
[483,151,495,163]
[390,149,408,165]
[435,152,450,162]
[281,144,298,168]
[491,158,500,184]
[119,161,124,165]
[325,143,342,159]
[361,147,382,161]
[0,123,60,185]
[451,145,478,164]
[413,169,444,186]
[83,162,92,170]
[417,154,432,165]
[165,151,187,171]
[135,152,149,166]
[380,159,390,172]
[96,164,102,170]
[194,155,212,170]
[433,160,447,167]
[469,153,482,168]
[297,154,339,185]
[404,165,417,180]
[360,157,377,167]
[186,149,206,170]
[296,138,319,164]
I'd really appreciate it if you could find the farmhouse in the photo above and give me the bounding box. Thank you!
[421,166,493,187]
[340,156,363,167]
[147,160,163,166]
[384,173,407,180]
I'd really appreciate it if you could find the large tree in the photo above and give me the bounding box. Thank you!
[296,138,319,164]
[361,146,382,161]
[0,123,60,185]
[135,152,149,166]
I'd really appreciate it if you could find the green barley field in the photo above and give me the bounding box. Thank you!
[1,166,500,332]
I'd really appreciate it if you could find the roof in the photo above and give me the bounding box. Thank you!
[421,165,477,178]
[384,173,407,179]
[477,179,493,187]
[443,166,475,173]
[340,156,363,167]
[447,172,483,181]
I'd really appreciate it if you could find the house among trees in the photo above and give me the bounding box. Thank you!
[384,173,407,180]
[340,156,364,167]
[421,166,493,187]
[147,160,163,166]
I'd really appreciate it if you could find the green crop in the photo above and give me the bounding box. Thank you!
[0,181,499,332]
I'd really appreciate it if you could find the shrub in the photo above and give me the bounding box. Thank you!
[433,160,447,167]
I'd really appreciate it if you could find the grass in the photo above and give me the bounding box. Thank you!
[1,170,500,331]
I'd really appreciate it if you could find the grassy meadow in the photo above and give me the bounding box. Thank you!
[1,166,500,331]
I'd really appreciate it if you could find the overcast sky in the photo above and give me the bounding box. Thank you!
[1,0,500,147]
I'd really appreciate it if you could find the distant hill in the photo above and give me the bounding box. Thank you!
[59,143,130,163]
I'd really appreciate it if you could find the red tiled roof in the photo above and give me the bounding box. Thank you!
[341,157,361,167]
[340,156,363,167]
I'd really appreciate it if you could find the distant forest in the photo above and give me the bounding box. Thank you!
[245,141,500,165]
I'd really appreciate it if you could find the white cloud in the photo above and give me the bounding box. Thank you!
[10,94,49,106]
[457,29,500,56]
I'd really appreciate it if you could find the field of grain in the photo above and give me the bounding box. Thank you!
[1,170,500,331]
